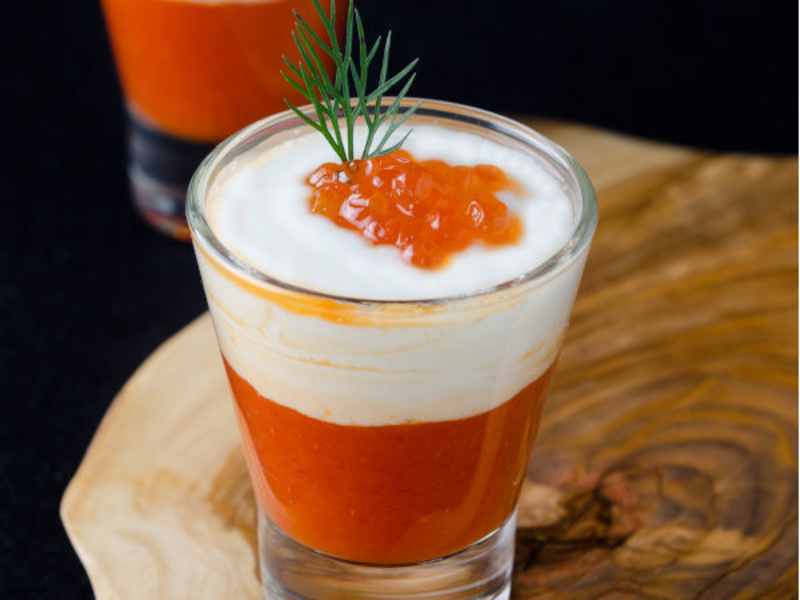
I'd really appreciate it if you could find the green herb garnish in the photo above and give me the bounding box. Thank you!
[281,0,422,162]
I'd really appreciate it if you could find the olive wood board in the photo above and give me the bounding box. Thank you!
[61,119,798,599]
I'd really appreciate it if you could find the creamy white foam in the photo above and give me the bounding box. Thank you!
[208,126,574,300]
[195,122,589,425]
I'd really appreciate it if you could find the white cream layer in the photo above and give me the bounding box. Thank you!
[208,126,573,301]
[197,124,588,425]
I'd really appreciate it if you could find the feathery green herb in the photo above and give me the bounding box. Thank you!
[281,0,422,162]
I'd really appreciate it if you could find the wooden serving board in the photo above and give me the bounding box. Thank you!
[61,120,798,599]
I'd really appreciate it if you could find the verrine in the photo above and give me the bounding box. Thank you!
[188,99,597,598]
[100,0,342,238]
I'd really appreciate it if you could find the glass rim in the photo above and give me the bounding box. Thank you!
[187,98,598,306]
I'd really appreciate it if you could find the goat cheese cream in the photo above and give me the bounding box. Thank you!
[206,125,574,300]
[194,123,587,426]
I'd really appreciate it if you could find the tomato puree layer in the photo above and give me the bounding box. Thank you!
[101,0,340,142]
[224,359,554,564]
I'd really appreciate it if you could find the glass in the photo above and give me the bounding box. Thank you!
[100,0,342,239]
[188,99,597,598]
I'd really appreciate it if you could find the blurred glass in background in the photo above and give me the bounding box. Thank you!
[101,0,342,239]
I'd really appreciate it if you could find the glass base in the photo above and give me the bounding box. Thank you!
[129,166,192,240]
[258,507,515,599]
[126,111,217,241]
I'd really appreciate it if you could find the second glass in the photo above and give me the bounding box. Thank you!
[188,100,597,598]
[100,0,343,239]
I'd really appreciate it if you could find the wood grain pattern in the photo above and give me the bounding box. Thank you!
[61,120,798,599]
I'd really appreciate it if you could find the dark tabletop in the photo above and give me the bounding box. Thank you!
[2,0,796,597]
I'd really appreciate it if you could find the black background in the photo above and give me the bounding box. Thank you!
[2,0,796,597]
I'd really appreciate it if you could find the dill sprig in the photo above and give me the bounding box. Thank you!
[281,0,423,162]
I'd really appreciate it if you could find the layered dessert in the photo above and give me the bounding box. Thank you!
[193,120,588,565]
[101,0,344,239]
[101,0,340,142]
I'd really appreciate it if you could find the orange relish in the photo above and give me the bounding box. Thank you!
[306,150,523,268]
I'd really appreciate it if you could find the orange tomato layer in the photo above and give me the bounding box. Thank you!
[307,150,523,268]
[101,0,340,142]
[225,359,554,564]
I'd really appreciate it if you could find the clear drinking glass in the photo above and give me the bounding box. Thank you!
[100,0,342,239]
[188,99,597,599]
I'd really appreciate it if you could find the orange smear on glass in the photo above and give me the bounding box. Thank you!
[307,150,523,268]
[225,358,553,565]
